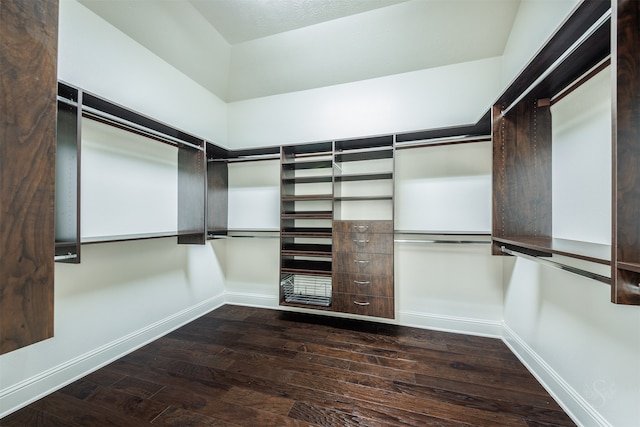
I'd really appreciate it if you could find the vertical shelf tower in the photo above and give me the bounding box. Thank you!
[280,142,334,307]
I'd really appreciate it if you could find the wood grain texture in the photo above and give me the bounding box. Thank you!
[332,232,393,254]
[2,305,576,426]
[333,253,393,276]
[0,0,58,354]
[178,146,206,244]
[207,160,228,234]
[614,0,640,304]
[492,99,552,256]
[333,273,393,297]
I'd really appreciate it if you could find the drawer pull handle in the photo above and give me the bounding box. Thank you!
[353,239,370,245]
[353,225,370,232]
[354,259,369,264]
[353,280,370,285]
[353,301,370,306]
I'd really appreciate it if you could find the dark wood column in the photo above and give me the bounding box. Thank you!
[0,0,59,354]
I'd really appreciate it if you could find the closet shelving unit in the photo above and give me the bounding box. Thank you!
[55,82,81,263]
[280,142,334,308]
[206,145,281,240]
[55,81,209,253]
[491,0,624,290]
[332,135,395,318]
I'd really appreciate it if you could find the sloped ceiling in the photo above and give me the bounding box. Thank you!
[77,0,521,102]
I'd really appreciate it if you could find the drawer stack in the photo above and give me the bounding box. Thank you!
[332,220,394,318]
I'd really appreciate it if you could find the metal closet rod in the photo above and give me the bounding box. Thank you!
[500,246,610,284]
[82,106,205,152]
[500,8,611,117]
[54,253,78,261]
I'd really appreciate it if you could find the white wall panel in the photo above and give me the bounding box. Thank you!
[80,119,178,239]
[395,142,492,233]
[396,243,503,329]
[227,57,502,148]
[503,258,640,426]
[227,160,280,230]
[551,67,611,245]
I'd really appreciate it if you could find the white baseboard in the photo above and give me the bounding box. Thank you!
[398,310,502,338]
[0,294,225,419]
[501,323,610,427]
[224,291,279,308]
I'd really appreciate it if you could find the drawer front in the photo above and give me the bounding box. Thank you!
[333,253,393,275]
[332,293,394,319]
[333,220,393,235]
[333,273,393,297]
[333,232,393,254]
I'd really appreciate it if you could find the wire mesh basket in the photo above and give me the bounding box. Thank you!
[281,274,332,307]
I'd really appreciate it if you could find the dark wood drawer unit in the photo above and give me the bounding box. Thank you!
[333,273,393,297]
[333,220,393,234]
[333,232,393,254]
[333,253,393,276]
[332,293,394,319]
[332,220,394,318]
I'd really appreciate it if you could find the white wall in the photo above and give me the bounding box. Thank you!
[503,258,640,426]
[228,1,518,102]
[551,67,611,245]
[58,0,228,145]
[227,57,502,148]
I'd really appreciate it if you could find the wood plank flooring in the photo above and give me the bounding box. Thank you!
[1,305,576,426]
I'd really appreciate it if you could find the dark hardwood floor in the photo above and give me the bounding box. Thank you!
[1,305,575,426]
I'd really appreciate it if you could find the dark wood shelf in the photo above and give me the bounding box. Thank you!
[616,262,640,274]
[493,236,610,265]
[282,175,333,184]
[281,160,332,170]
[334,196,393,202]
[282,194,333,201]
[281,227,333,238]
[281,211,333,219]
[335,149,393,163]
[281,243,332,257]
[81,231,191,245]
[335,135,393,151]
[334,173,392,182]
[281,259,333,276]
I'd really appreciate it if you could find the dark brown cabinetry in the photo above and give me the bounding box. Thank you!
[0,0,59,354]
[332,220,394,318]
[491,0,640,305]
[279,137,395,318]
[613,0,640,304]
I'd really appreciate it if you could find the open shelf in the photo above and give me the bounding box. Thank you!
[281,211,333,219]
[281,159,333,169]
[282,194,333,201]
[282,175,333,184]
[334,173,393,182]
[493,236,610,265]
[281,259,333,276]
[281,243,332,257]
[616,262,640,274]
[282,227,332,238]
[335,149,393,162]
[81,231,187,245]
[335,196,393,202]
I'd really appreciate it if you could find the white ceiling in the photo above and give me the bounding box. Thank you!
[77,0,521,102]
[190,0,410,44]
